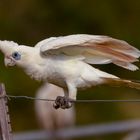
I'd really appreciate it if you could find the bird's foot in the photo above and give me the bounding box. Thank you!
[53,96,72,109]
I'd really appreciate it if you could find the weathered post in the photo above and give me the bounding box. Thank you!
[0,84,12,140]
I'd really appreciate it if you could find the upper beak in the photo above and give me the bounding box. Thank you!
[4,57,16,67]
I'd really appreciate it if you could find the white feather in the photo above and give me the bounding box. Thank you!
[36,34,140,70]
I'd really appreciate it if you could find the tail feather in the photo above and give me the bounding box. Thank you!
[103,77,140,90]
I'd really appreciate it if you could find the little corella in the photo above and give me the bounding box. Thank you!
[0,34,140,109]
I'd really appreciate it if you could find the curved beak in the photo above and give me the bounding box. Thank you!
[4,57,16,67]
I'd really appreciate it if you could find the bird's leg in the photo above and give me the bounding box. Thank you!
[59,89,72,109]
[53,96,61,109]
[53,95,72,109]
[53,90,72,109]
[53,83,77,109]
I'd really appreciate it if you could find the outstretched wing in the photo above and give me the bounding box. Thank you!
[36,34,140,71]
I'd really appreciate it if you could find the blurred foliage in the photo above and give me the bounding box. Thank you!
[1,0,140,140]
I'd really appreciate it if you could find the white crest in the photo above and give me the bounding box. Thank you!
[0,40,18,48]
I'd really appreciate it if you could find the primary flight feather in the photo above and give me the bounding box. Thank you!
[0,34,140,109]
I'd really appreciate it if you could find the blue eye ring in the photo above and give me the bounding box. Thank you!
[12,51,21,60]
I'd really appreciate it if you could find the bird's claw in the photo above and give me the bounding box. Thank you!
[53,96,72,109]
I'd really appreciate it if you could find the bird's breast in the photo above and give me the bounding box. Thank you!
[24,64,46,81]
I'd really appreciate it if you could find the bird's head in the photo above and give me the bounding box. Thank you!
[0,40,35,67]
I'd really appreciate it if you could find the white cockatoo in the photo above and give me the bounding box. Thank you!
[35,83,75,130]
[0,34,140,109]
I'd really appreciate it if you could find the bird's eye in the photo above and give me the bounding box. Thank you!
[12,51,21,60]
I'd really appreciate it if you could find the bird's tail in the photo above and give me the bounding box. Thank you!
[103,77,140,90]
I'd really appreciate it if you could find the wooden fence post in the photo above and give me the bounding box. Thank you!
[0,84,12,140]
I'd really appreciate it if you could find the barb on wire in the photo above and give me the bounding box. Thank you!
[3,94,140,103]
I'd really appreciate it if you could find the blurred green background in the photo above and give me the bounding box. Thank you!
[1,0,140,140]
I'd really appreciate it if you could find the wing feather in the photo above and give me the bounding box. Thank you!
[38,34,140,71]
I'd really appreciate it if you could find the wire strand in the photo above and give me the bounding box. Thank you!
[5,95,140,103]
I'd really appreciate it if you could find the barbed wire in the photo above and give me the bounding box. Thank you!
[2,94,140,103]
